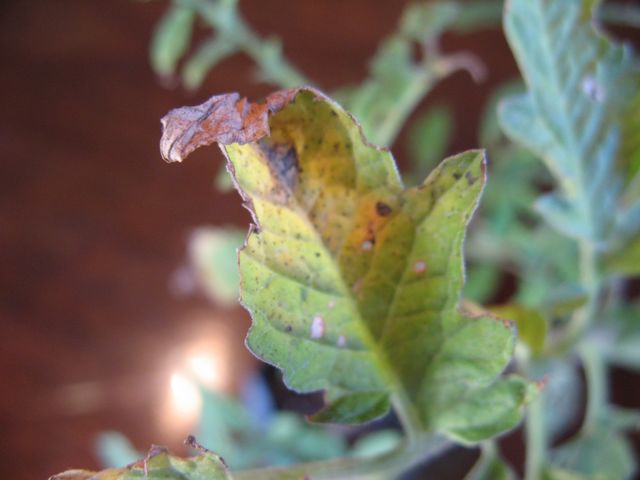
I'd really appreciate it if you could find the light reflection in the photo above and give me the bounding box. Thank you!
[168,372,202,421]
[158,318,234,437]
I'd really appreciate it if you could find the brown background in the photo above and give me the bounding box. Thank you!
[1,1,638,479]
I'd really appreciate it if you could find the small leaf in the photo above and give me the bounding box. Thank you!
[490,304,547,355]
[151,5,195,77]
[50,446,231,480]
[160,87,532,442]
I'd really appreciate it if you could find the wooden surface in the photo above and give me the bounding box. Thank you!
[1,1,637,479]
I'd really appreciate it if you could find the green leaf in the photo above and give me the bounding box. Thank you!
[489,304,547,355]
[189,227,244,306]
[499,0,640,242]
[151,5,195,77]
[159,87,532,443]
[50,446,231,479]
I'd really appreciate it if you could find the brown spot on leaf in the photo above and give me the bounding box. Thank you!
[375,201,392,216]
[260,140,299,190]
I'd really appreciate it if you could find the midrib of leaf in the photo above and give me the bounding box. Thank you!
[509,0,601,235]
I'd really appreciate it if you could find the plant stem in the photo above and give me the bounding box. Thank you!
[232,436,452,480]
[580,342,607,432]
[546,239,602,355]
[391,391,422,446]
[184,0,311,88]
[524,393,546,480]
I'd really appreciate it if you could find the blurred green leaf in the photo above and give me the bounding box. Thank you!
[189,227,244,306]
[490,304,547,355]
[95,432,142,469]
[604,235,640,276]
[183,37,238,90]
[214,163,235,192]
[407,105,454,182]
[500,0,640,243]
[463,264,500,305]
[350,430,403,459]
[543,284,588,317]
[151,4,195,77]
[399,2,458,40]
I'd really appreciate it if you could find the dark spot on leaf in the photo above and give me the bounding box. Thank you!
[315,252,321,257]
[465,171,477,185]
[260,140,299,190]
[453,172,462,180]
[330,110,337,117]
[376,201,392,216]
[285,325,292,332]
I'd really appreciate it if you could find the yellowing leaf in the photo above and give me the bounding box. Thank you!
[49,446,231,480]
[160,87,531,442]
